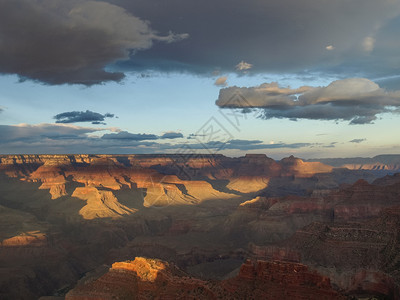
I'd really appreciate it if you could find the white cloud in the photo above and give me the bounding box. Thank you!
[214,76,228,87]
[216,78,400,124]
[235,61,253,71]
[325,45,335,51]
[362,36,375,52]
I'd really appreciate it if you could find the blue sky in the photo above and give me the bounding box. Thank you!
[0,0,400,159]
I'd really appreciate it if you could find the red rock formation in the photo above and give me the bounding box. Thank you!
[66,257,344,300]
[329,178,400,220]
[71,187,136,219]
[0,231,47,247]
[0,154,337,207]
[29,164,67,199]
[66,257,215,299]
[280,155,333,177]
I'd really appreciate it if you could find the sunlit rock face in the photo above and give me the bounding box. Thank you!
[0,154,338,219]
[66,257,344,300]
[0,153,346,209]
[71,187,136,220]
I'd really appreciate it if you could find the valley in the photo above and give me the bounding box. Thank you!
[0,154,399,299]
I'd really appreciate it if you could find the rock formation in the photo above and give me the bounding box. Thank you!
[0,154,399,299]
[66,257,344,300]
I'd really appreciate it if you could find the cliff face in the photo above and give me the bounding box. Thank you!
[66,257,344,300]
[281,207,400,299]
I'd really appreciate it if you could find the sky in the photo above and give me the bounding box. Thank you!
[0,0,400,159]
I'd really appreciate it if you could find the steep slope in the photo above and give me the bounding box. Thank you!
[282,207,400,299]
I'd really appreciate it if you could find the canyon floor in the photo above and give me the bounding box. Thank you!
[0,154,400,299]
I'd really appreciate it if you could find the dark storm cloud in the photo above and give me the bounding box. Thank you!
[54,110,115,124]
[0,0,399,85]
[111,0,400,78]
[0,0,188,85]
[216,78,400,124]
[349,138,367,144]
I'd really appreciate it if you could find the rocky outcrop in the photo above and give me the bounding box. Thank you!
[71,187,136,219]
[216,259,344,299]
[0,231,47,247]
[226,176,270,193]
[66,257,344,299]
[280,155,333,177]
[66,257,215,299]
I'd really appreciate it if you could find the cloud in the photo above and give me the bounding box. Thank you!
[235,61,253,71]
[1,0,399,83]
[187,133,206,140]
[54,110,115,124]
[0,123,105,143]
[0,0,188,85]
[101,131,183,141]
[216,78,400,124]
[214,76,228,87]
[325,45,335,51]
[362,36,375,52]
[160,132,184,139]
[0,123,322,154]
[176,139,314,151]
[223,140,312,150]
[349,138,367,143]
[101,131,158,141]
[112,0,400,79]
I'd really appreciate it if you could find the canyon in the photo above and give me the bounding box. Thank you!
[0,154,399,299]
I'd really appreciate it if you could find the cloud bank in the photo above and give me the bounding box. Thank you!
[216,78,400,124]
[0,124,318,154]
[0,0,399,84]
[0,123,105,143]
[113,0,400,79]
